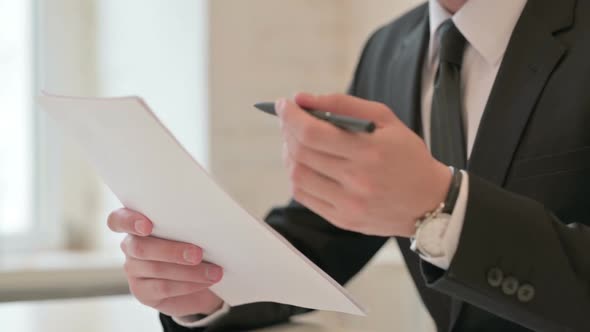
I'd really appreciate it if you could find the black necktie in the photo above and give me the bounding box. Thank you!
[430,20,467,169]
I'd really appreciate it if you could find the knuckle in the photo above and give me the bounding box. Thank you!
[374,101,396,123]
[370,101,390,117]
[375,102,389,112]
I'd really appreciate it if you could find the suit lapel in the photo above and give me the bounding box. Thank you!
[387,12,429,136]
[467,0,574,186]
[450,0,575,329]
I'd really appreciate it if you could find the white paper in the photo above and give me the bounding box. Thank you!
[38,94,365,316]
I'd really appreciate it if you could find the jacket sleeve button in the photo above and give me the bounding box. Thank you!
[487,267,504,287]
[502,276,520,296]
[517,283,535,302]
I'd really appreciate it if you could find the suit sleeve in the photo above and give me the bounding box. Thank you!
[160,200,387,331]
[421,173,590,332]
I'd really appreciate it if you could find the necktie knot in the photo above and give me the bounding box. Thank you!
[438,20,466,66]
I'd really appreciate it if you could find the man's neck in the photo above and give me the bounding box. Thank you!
[438,0,468,14]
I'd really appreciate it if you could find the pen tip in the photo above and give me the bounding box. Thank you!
[253,102,276,115]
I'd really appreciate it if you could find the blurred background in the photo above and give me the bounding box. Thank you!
[0,0,434,331]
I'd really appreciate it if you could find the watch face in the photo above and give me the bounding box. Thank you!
[416,214,451,258]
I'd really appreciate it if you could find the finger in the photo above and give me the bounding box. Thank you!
[121,235,203,265]
[124,257,223,283]
[155,290,222,317]
[284,129,347,182]
[294,187,367,234]
[292,184,337,221]
[107,208,153,236]
[294,92,396,126]
[277,99,370,158]
[288,161,344,205]
[131,278,210,306]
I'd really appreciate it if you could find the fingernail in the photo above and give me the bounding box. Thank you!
[275,98,286,115]
[183,248,199,264]
[206,266,223,282]
[134,220,149,235]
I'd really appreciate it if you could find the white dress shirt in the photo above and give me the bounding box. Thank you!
[176,0,528,326]
[416,0,526,269]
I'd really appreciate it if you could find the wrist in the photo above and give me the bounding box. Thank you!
[400,160,452,238]
[426,160,454,213]
[173,302,230,328]
[202,299,224,315]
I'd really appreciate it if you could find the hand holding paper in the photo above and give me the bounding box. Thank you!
[108,208,225,317]
[37,94,365,316]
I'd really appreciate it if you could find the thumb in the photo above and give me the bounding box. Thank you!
[294,92,397,126]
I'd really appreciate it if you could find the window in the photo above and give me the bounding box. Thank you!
[0,0,209,301]
[1,0,66,252]
[0,0,34,236]
[0,0,209,254]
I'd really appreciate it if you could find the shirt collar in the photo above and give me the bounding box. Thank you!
[428,0,528,65]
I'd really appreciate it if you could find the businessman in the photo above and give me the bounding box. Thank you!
[107,0,590,331]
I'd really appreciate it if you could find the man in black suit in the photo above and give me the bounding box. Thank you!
[107,0,590,331]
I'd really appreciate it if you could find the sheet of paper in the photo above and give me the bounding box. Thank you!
[38,94,365,316]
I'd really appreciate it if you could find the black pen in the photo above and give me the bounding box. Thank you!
[254,102,376,133]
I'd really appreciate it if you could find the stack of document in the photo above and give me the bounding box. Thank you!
[38,94,365,315]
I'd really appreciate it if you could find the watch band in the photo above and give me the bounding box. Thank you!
[411,168,464,258]
[413,168,463,231]
[442,167,463,214]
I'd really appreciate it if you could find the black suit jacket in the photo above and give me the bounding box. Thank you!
[161,0,590,331]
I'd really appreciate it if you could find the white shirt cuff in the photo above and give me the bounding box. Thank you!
[417,171,469,270]
[172,302,231,328]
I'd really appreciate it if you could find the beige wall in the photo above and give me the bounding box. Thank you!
[209,0,422,217]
